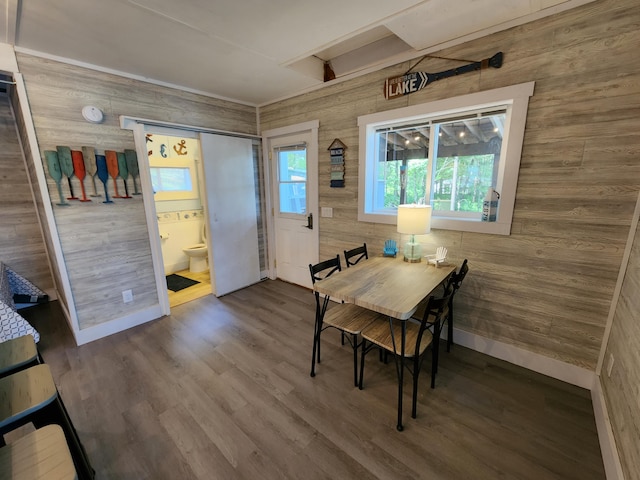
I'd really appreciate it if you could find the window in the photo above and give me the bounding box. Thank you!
[358,82,534,235]
[150,167,193,193]
[149,157,199,201]
[276,146,307,215]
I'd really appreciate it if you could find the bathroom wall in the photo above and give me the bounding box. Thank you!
[158,210,205,274]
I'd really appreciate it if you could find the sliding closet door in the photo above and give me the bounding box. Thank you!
[200,133,260,295]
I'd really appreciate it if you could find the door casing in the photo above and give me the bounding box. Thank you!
[262,120,320,287]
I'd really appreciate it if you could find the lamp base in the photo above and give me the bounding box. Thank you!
[403,240,422,263]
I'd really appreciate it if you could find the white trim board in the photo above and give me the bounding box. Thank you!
[451,327,595,390]
[591,379,625,480]
[14,46,257,108]
[74,305,163,345]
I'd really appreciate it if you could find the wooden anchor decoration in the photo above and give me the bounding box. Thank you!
[384,52,503,100]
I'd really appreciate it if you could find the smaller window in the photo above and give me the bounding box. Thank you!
[149,158,198,201]
[276,146,307,215]
[358,82,534,235]
[151,167,193,193]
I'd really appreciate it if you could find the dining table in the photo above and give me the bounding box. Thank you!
[313,254,455,430]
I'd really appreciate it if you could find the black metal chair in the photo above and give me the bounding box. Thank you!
[309,255,384,386]
[442,259,469,352]
[359,293,452,419]
[344,243,368,267]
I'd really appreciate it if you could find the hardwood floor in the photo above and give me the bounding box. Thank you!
[19,280,605,479]
[167,269,212,308]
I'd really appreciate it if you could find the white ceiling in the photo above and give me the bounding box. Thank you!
[2,0,592,106]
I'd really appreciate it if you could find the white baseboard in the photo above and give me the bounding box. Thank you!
[591,378,626,480]
[450,327,596,390]
[73,304,164,345]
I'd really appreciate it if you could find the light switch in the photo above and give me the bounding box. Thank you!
[321,207,333,218]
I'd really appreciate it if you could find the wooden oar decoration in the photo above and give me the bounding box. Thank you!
[56,146,79,200]
[95,155,113,204]
[44,150,69,206]
[117,152,132,198]
[81,146,101,197]
[105,150,123,198]
[384,52,503,100]
[71,150,92,202]
[124,149,141,195]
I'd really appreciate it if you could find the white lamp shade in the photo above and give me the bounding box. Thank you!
[397,204,432,234]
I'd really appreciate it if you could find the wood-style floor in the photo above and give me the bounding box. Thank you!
[167,269,212,308]
[20,280,605,479]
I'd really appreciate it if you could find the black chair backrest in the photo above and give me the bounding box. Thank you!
[309,255,342,285]
[416,294,452,346]
[344,243,368,268]
[451,259,469,292]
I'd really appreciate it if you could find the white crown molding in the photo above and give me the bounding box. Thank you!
[13,46,258,107]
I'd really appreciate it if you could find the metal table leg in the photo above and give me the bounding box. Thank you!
[397,319,406,431]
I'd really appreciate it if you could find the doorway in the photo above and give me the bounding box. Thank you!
[263,121,319,289]
[146,129,212,308]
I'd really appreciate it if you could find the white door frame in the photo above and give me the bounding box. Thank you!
[262,120,319,280]
[121,116,261,314]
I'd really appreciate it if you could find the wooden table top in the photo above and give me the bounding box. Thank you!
[314,256,455,320]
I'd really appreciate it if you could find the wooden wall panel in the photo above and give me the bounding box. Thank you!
[259,0,640,371]
[602,217,640,480]
[9,88,68,307]
[0,95,53,293]
[15,53,257,329]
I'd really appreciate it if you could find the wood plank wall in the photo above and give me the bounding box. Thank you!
[0,95,53,293]
[15,54,258,329]
[602,215,640,480]
[259,0,640,371]
[9,88,68,309]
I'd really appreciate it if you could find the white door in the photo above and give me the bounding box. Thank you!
[200,133,261,296]
[266,126,319,288]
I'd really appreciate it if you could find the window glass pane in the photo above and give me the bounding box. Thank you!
[278,150,306,182]
[432,113,504,215]
[278,148,307,214]
[150,167,193,192]
[374,127,429,209]
[279,183,306,214]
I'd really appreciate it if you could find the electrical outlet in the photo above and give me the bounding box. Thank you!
[122,289,133,303]
[606,353,615,377]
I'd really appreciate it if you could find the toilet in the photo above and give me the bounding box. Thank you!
[183,223,208,273]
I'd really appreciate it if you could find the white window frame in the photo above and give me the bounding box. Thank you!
[358,82,535,235]
[149,159,199,201]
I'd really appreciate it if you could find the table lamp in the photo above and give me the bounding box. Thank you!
[397,204,431,262]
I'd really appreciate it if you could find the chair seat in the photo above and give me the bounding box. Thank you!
[0,335,38,377]
[0,424,77,479]
[323,303,383,334]
[361,319,433,358]
[0,365,57,429]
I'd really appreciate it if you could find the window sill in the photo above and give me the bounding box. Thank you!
[358,211,511,235]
